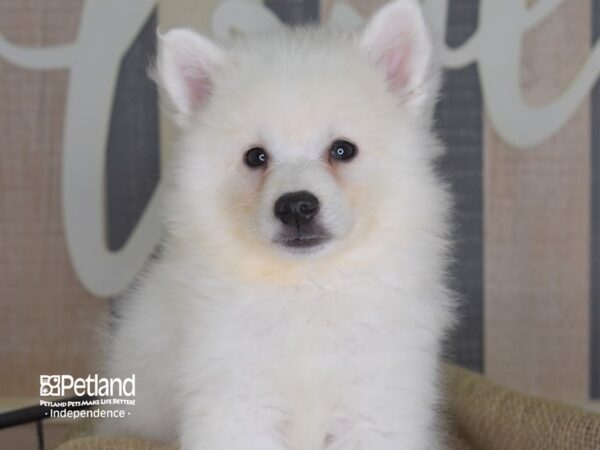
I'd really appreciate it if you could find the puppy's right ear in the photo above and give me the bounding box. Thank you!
[359,0,436,113]
[155,28,224,126]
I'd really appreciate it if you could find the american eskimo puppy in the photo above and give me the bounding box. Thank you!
[98,1,454,449]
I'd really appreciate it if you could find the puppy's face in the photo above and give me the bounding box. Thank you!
[159,0,440,269]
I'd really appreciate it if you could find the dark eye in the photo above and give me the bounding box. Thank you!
[244,147,268,168]
[329,140,357,162]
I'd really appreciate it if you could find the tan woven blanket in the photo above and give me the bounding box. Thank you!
[55,365,600,450]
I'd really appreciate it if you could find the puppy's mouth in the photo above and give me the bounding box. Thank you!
[275,226,331,251]
[281,235,327,248]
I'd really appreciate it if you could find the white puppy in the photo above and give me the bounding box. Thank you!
[98,1,455,449]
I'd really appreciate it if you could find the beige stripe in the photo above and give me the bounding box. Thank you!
[485,0,590,405]
[0,1,106,398]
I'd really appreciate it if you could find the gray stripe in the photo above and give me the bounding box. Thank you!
[265,0,319,24]
[436,0,484,372]
[106,10,160,251]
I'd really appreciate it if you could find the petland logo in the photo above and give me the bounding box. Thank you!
[40,374,135,397]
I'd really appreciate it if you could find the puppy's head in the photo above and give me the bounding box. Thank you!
[157,0,445,279]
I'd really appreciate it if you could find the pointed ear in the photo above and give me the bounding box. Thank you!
[155,28,224,126]
[360,0,437,110]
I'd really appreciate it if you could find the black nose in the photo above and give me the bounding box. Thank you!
[274,191,320,226]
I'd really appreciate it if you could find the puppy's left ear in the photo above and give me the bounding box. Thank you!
[360,0,438,111]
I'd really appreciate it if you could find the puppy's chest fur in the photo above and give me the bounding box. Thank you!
[165,272,443,449]
[179,274,435,386]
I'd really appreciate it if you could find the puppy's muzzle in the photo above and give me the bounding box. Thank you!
[273,191,328,249]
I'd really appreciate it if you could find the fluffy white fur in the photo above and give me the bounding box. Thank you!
[98,1,455,449]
